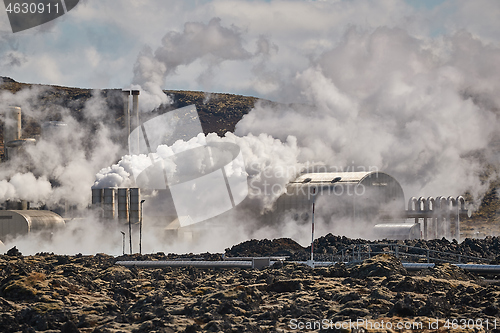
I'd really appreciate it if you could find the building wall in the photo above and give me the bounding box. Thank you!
[0,210,65,242]
[269,172,405,227]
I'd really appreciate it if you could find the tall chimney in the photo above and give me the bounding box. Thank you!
[122,90,131,138]
[3,106,22,160]
[131,90,140,152]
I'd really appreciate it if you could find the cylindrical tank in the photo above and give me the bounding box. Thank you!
[91,188,103,218]
[91,189,103,206]
[5,138,36,161]
[4,106,22,143]
[129,187,140,224]
[6,200,29,210]
[103,188,116,220]
[117,188,129,223]
[41,121,68,140]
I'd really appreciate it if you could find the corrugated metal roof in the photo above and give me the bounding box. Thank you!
[0,210,65,231]
[291,172,374,185]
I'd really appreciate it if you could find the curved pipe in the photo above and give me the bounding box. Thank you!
[417,197,426,211]
[426,197,435,211]
[447,196,457,209]
[408,197,418,211]
[457,196,466,211]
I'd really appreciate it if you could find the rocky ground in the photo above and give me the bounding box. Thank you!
[1,235,500,332]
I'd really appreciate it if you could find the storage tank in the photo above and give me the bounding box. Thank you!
[41,121,68,139]
[0,210,65,242]
[3,106,21,143]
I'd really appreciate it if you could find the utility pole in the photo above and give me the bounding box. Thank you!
[140,199,145,254]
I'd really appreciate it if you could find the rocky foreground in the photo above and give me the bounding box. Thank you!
[1,236,500,332]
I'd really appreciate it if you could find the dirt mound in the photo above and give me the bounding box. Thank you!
[226,233,500,263]
[349,254,407,278]
[225,238,304,257]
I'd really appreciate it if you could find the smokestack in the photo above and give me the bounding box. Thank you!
[131,90,140,151]
[6,106,22,142]
[3,106,22,160]
[122,90,131,138]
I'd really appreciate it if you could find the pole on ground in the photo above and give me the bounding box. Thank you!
[140,199,145,254]
[121,231,125,255]
[311,187,316,263]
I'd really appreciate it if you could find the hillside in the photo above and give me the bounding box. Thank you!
[0,77,258,140]
[1,76,499,224]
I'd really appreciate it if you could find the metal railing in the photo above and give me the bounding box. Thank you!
[329,243,492,265]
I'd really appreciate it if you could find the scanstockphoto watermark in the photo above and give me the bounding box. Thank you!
[249,179,367,199]
[248,163,379,199]
[3,0,80,33]
[247,161,379,180]
[289,318,423,331]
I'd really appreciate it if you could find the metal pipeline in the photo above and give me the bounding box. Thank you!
[403,263,500,274]
[116,259,500,274]
[116,260,252,268]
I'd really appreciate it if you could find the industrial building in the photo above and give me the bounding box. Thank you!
[1,106,37,161]
[277,171,405,221]
[0,94,471,247]
[266,171,468,240]
[0,210,65,242]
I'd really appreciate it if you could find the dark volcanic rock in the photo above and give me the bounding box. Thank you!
[0,236,499,332]
[348,254,407,278]
[225,238,304,257]
[5,247,22,257]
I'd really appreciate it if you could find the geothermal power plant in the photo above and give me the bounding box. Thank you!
[0,92,470,247]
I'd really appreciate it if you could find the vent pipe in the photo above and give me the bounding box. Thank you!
[4,106,22,142]
[122,90,131,138]
[3,106,22,160]
[131,90,140,151]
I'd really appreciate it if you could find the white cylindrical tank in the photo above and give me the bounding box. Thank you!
[103,188,116,220]
[117,188,129,223]
[129,188,140,224]
[3,106,22,143]
[41,121,68,139]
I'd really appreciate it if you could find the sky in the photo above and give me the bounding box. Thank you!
[0,0,498,101]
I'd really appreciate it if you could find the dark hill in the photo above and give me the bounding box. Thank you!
[0,77,258,144]
[1,76,500,224]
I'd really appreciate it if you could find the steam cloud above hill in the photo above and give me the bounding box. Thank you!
[236,27,500,204]
[3,14,500,254]
[131,17,273,111]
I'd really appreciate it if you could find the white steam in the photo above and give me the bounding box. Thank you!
[0,87,123,208]
[236,27,500,204]
[131,17,273,111]
[4,17,500,254]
